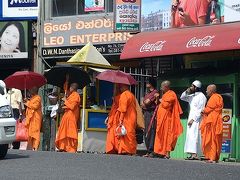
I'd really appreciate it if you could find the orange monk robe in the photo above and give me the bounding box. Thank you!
[154,90,183,156]
[106,95,120,154]
[200,93,223,162]
[25,95,42,150]
[116,90,137,155]
[55,91,80,153]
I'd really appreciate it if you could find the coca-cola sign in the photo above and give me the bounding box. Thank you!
[140,41,166,52]
[186,36,215,48]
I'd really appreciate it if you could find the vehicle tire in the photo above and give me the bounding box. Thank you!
[0,144,8,159]
[12,141,20,149]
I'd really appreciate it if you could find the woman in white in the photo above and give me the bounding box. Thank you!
[180,80,207,160]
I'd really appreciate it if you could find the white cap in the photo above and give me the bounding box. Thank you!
[192,80,202,88]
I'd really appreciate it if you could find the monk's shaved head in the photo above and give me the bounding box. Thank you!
[161,80,171,87]
[30,86,39,95]
[161,80,171,93]
[70,83,79,92]
[206,84,217,97]
[208,84,217,92]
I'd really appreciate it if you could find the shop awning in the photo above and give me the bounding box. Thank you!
[120,22,240,60]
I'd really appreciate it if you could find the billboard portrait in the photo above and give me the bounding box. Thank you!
[0,21,28,59]
[85,0,105,12]
[141,0,240,32]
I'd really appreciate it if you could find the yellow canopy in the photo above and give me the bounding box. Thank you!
[67,42,111,66]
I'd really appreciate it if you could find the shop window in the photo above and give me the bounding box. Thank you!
[52,0,78,17]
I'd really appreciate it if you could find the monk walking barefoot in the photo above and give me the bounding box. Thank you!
[105,84,121,154]
[154,81,183,159]
[24,87,42,151]
[200,84,223,163]
[55,83,80,153]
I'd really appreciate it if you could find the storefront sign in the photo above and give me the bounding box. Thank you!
[139,41,166,52]
[42,43,125,57]
[221,108,232,153]
[222,124,231,139]
[1,0,39,19]
[186,36,215,48]
[222,109,232,125]
[114,0,141,32]
[42,14,132,58]
[85,0,105,12]
[0,21,29,59]
[222,140,231,153]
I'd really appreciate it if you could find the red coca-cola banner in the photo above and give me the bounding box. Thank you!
[120,22,240,60]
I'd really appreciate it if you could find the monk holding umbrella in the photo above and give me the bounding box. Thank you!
[44,65,91,153]
[97,70,139,155]
[4,71,47,151]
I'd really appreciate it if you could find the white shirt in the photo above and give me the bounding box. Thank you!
[180,91,207,154]
[180,91,207,122]
[7,88,23,110]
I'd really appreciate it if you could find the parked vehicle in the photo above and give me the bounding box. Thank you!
[0,94,16,159]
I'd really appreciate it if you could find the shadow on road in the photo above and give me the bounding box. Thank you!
[3,153,29,160]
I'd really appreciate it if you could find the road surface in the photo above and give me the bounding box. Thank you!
[0,150,239,180]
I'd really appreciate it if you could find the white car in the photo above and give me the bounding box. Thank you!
[0,94,16,159]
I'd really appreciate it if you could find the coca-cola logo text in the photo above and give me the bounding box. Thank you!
[140,41,166,52]
[186,36,215,48]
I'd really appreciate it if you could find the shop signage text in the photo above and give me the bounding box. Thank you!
[139,41,166,53]
[42,43,124,58]
[186,36,215,48]
[2,0,39,19]
[8,0,38,7]
[43,17,132,47]
[221,108,232,154]
[114,0,141,32]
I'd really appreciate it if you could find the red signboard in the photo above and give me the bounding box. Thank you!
[222,124,231,140]
[120,22,240,60]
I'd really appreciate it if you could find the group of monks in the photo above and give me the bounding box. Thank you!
[106,80,224,163]
[23,83,80,152]
[24,79,223,163]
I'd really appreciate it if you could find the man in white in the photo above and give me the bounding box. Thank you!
[180,80,207,160]
[7,88,23,149]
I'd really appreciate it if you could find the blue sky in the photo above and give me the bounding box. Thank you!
[141,0,171,16]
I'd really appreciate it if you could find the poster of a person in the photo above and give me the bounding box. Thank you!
[0,21,28,59]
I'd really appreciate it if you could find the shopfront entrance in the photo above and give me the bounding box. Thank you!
[157,71,239,160]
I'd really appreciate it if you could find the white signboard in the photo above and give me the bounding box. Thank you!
[2,0,39,19]
[224,0,240,22]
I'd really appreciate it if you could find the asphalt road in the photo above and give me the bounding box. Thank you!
[0,150,239,180]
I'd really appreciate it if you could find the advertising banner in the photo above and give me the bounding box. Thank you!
[2,0,39,19]
[0,21,29,59]
[221,108,232,153]
[114,0,141,32]
[85,0,105,12]
[42,14,132,58]
[141,0,240,32]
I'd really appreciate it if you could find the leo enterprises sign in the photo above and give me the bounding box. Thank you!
[42,15,132,57]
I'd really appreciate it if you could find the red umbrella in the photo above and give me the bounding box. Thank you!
[96,70,137,85]
[4,71,47,90]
